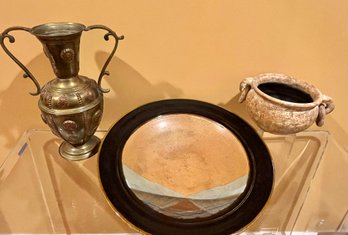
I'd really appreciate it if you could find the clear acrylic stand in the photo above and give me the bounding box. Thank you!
[0,129,346,234]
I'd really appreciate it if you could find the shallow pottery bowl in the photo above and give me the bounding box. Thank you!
[239,73,335,135]
[99,99,274,235]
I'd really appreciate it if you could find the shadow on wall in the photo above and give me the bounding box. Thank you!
[0,51,183,156]
[0,53,50,152]
[219,93,263,135]
[94,51,183,129]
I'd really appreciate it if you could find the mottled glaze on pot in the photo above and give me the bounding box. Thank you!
[239,73,335,135]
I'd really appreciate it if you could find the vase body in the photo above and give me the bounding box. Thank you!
[0,22,124,160]
[39,76,103,159]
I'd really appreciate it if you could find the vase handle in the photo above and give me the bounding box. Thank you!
[316,95,335,126]
[0,26,41,96]
[85,25,124,93]
[238,77,254,103]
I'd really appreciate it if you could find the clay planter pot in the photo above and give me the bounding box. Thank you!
[238,73,335,135]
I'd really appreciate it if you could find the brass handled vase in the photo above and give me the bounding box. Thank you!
[0,22,124,160]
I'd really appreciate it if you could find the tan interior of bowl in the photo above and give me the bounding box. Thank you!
[122,114,249,196]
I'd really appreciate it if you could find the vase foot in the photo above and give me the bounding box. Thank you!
[59,135,101,161]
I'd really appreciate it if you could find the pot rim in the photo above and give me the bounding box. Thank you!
[251,73,322,109]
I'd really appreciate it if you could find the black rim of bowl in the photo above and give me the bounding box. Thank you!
[99,99,273,235]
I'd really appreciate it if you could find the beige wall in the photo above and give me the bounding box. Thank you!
[1,0,348,160]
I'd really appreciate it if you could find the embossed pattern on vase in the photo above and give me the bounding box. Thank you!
[39,76,103,146]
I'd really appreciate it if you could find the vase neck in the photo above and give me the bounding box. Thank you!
[32,23,85,78]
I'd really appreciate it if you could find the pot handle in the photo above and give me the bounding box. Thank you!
[0,26,41,96]
[316,95,335,126]
[84,25,124,93]
[238,77,254,103]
